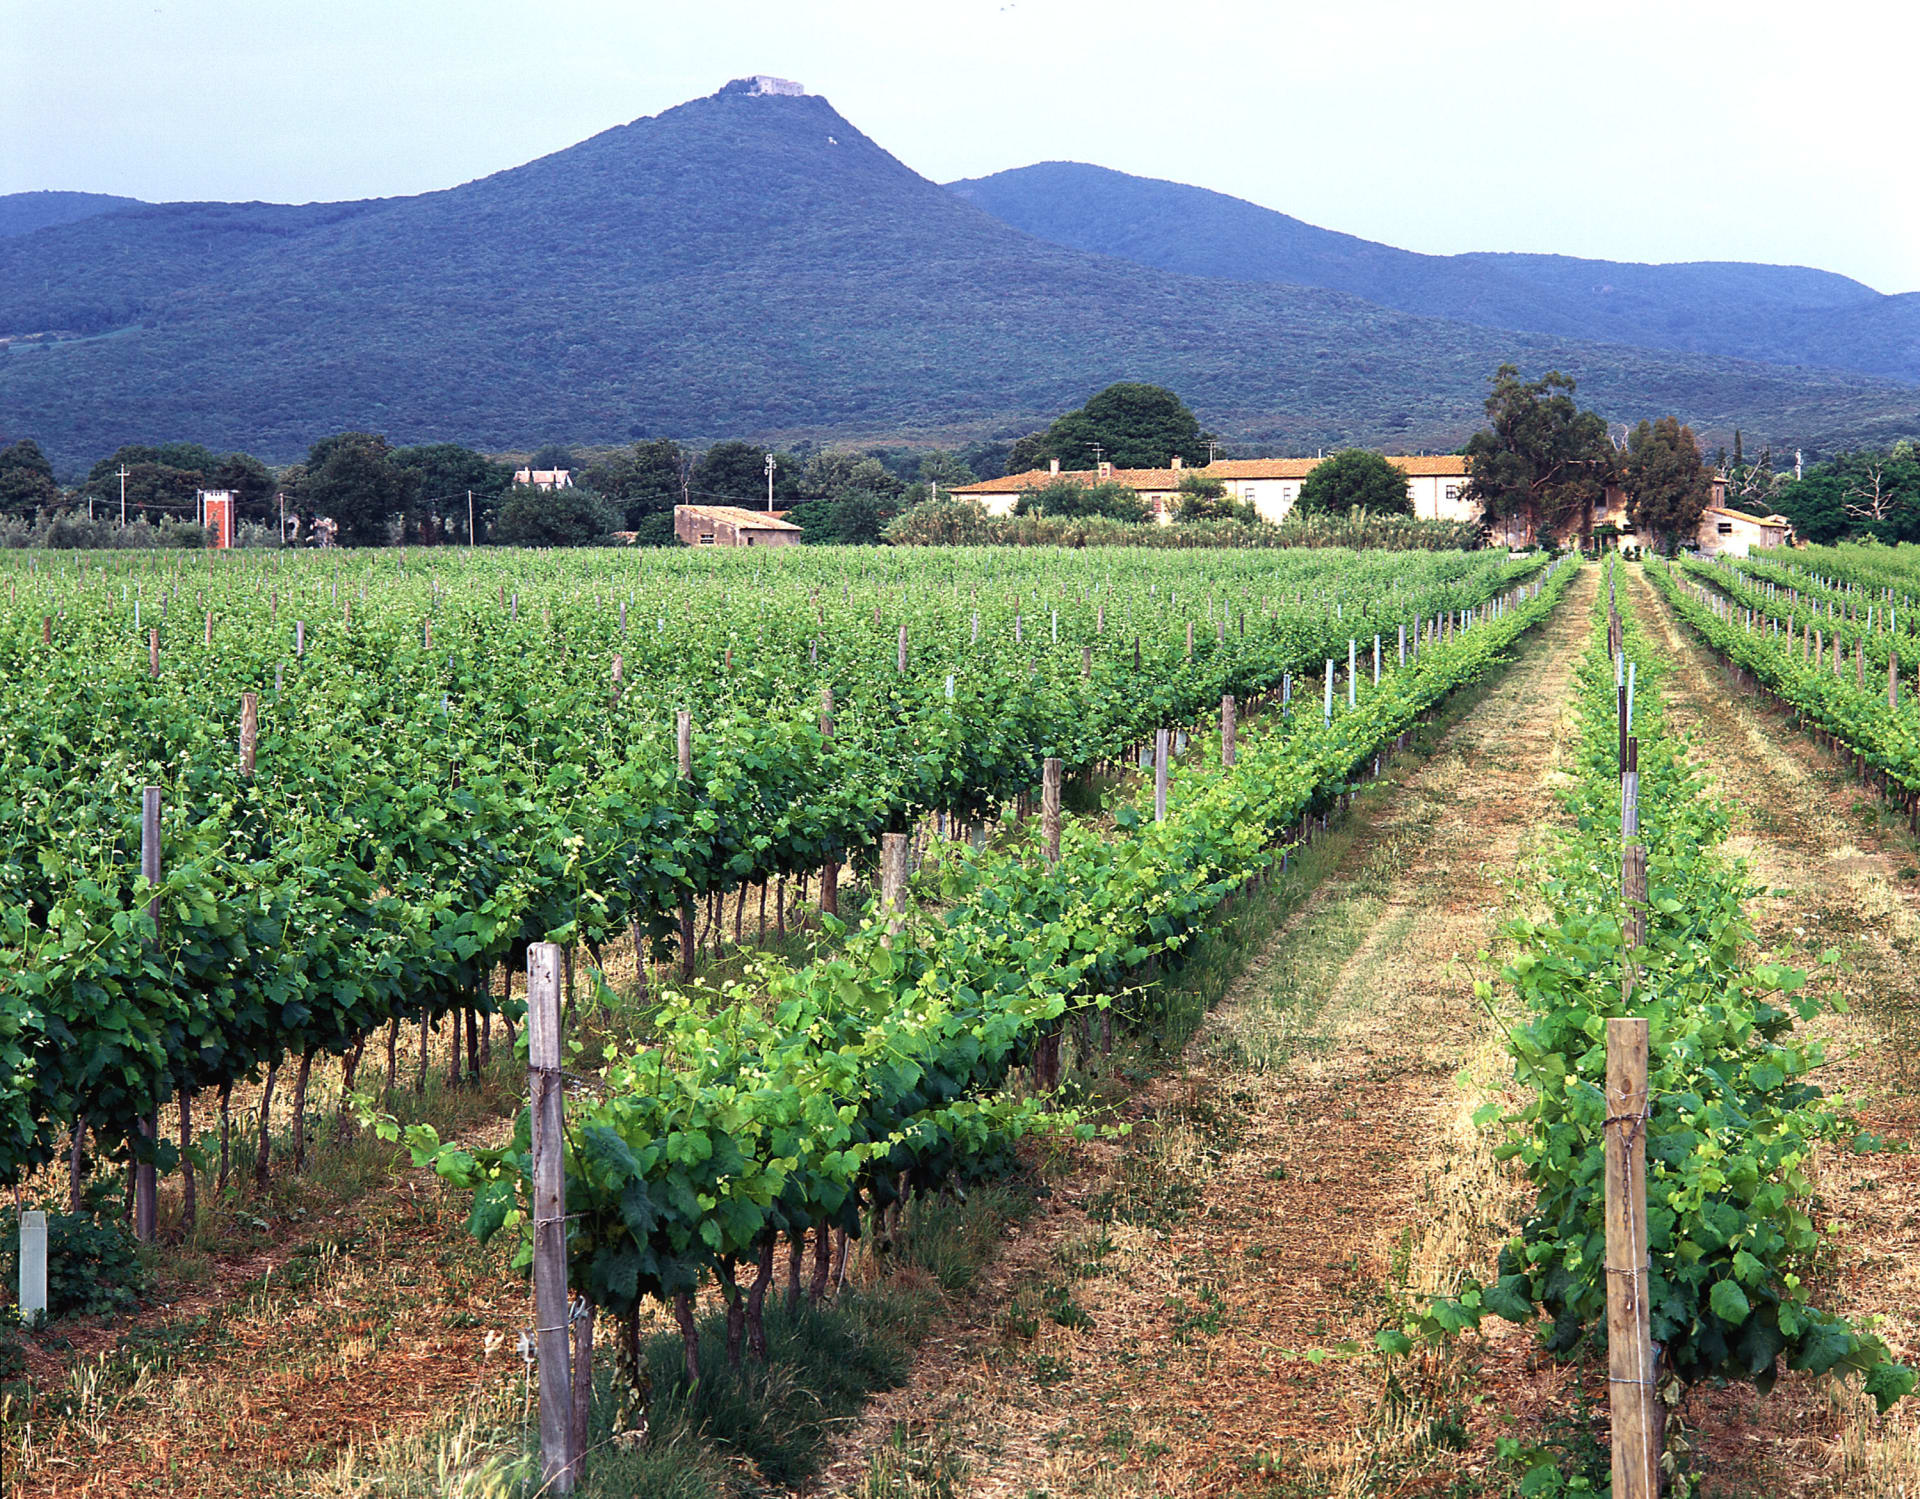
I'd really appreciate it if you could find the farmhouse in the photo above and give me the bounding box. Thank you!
[674,504,804,547]
[948,454,1477,526]
[1694,505,1791,558]
[952,453,1747,549]
[513,468,573,490]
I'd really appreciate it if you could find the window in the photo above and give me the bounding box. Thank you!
[1444,485,1459,502]
[1717,522,1733,535]
[1244,488,1257,502]
[699,533,716,544]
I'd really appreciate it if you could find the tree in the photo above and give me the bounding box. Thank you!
[0,438,60,514]
[1294,450,1412,517]
[1462,366,1615,545]
[1020,383,1212,470]
[796,451,902,505]
[691,441,801,508]
[577,439,687,529]
[1780,445,1920,544]
[1173,473,1256,524]
[1011,479,1147,523]
[210,452,276,510]
[395,443,515,541]
[300,432,418,546]
[915,450,978,491]
[491,485,619,546]
[1622,416,1713,552]
[526,443,577,473]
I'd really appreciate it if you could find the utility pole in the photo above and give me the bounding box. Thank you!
[467,489,475,548]
[764,452,775,511]
[277,491,286,546]
[118,465,129,527]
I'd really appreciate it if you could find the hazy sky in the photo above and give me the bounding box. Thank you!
[8,0,1917,293]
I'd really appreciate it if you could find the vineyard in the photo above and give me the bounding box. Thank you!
[2,544,1919,1497]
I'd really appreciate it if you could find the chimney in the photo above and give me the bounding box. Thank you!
[1049,458,1060,476]
[1098,460,1113,481]
[1170,455,1183,472]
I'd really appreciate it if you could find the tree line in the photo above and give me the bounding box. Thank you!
[2,368,1903,550]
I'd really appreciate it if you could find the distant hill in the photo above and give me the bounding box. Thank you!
[3,81,1917,473]
[948,162,1920,385]
[0,190,146,239]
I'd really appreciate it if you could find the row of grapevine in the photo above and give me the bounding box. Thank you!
[401,558,1582,1407]
[0,547,1543,1198]
[1401,562,1913,1427]
[1653,557,1920,809]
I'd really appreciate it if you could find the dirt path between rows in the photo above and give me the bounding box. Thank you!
[821,567,1601,1497]
[1626,565,1920,1496]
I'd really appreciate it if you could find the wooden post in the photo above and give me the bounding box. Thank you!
[527,944,575,1493]
[1081,644,1091,680]
[295,619,305,657]
[880,832,909,942]
[1041,757,1062,866]
[1892,650,1900,711]
[239,692,258,777]
[1398,622,1406,667]
[1604,1016,1658,1499]
[677,712,695,979]
[1221,695,1237,768]
[135,786,161,1244]
[897,624,907,674]
[41,615,50,646]
[1154,728,1169,823]
[149,627,160,678]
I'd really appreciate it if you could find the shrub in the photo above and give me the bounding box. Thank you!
[1010,480,1146,523]
[0,1202,145,1321]
[883,496,994,546]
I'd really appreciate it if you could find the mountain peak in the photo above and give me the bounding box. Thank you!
[718,76,808,99]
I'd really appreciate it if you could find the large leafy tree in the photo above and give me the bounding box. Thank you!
[1462,366,1614,544]
[1016,383,1211,470]
[1778,444,1920,544]
[691,440,801,508]
[491,485,619,546]
[1295,450,1412,516]
[797,451,902,504]
[577,439,687,529]
[0,438,60,514]
[1622,416,1714,552]
[300,431,418,546]
[394,442,515,541]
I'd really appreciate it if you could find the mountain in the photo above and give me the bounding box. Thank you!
[948,162,1920,385]
[0,190,146,239]
[3,79,1917,473]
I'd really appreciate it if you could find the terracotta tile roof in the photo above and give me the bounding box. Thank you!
[950,467,1186,494]
[676,504,804,531]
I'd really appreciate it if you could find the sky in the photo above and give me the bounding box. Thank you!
[7,0,1917,294]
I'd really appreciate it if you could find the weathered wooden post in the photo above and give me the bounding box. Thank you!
[818,688,839,917]
[239,692,259,777]
[134,785,162,1244]
[1221,695,1237,768]
[880,832,909,943]
[897,624,907,674]
[1041,757,1063,866]
[149,627,160,678]
[295,619,305,658]
[527,943,575,1493]
[677,711,695,978]
[1153,728,1169,823]
[1605,1015,1658,1499]
[1398,622,1406,667]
